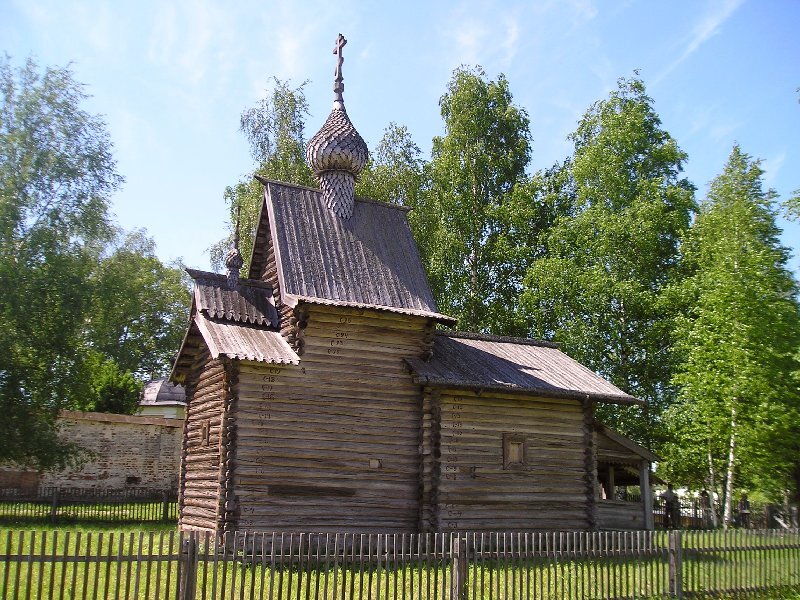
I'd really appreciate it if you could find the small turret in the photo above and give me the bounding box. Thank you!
[225,209,243,289]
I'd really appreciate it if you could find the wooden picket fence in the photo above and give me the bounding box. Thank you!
[1,528,799,599]
[0,488,177,524]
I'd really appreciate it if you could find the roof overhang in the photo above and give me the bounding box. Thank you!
[410,376,642,405]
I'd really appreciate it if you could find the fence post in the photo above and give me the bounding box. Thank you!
[162,492,170,522]
[49,489,59,524]
[668,530,683,599]
[178,533,198,600]
[450,534,467,600]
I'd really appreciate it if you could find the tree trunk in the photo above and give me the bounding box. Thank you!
[722,406,737,529]
[706,447,719,528]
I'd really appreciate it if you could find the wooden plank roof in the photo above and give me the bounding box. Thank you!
[250,178,455,324]
[140,377,185,406]
[595,422,661,463]
[188,268,279,327]
[194,314,298,365]
[406,332,640,405]
[171,270,298,382]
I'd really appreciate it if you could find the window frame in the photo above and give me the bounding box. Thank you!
[503,433,527,470]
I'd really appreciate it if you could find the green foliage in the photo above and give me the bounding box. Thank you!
[521,75,695,449]
[0,56,121,468]
[423,66,533,332]
[356,122,425,208]
[88,230,189,379]
[210,79,315,272]
[782,189,800,221]
[81,352,141,414]
[0,57,189,469]
[663,144,800,502]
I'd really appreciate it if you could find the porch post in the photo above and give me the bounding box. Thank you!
[640,460,654,530]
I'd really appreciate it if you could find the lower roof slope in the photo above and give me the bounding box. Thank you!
[406,332,639,405]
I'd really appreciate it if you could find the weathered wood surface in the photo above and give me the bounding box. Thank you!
[179,346,225,533]
[424,389,591,531]
[597,500,647,530]
[595,430,645,462]
[232,305,433,533]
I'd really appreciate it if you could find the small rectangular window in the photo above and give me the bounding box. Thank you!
[200,420,210,446]
[503,434,526,470]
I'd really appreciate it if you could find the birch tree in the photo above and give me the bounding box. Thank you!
[521,76,695,448]
[664,145,800,522]
[424,66,533,332]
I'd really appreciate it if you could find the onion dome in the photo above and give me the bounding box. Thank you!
[306,34,369,219]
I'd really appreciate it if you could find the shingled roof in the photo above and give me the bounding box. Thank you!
[187,268,279,327]
[140,377,185,406]
[171,270,298,382]
[249,178,455,324]
[406,332,640,405]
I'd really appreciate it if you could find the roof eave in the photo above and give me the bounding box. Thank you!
[288,294,457,325]
[410,376,642,405]
[595,422,662,463]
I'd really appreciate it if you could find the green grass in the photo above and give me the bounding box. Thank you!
[0,500,177,525]
[0,524,798,599]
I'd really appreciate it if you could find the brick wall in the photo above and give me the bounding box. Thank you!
[33,411,184,492]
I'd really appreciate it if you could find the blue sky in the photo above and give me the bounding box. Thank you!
[2,0,798,272]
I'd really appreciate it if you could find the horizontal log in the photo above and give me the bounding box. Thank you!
[305,306,430,327]
[234,426,418,448]
[179,516,217,530]
[237,384,420,405]
[235,411,418,433]
[439,390,582,408]
[236,396,419,419]
[234,447,419,467]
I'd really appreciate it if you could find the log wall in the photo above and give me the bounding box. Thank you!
[232,305,434,533]
[179,347,226,533]
[597,500,647,530]
[423,389,591,531]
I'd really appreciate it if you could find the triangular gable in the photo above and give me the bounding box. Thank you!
[249,178,454,324]
[595,422,661,463]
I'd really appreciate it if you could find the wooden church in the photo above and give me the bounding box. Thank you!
[171,36,656,536]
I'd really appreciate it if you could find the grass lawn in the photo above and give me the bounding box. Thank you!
[0,524,798,599]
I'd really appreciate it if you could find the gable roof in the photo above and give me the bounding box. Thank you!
[595,422,661,463]
[171,270,298,382]
[140,378,185,406]
[249,178,455,324]
[187,268,279,327]
[406,332,639,405]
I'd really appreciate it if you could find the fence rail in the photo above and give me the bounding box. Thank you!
[0,488,177,524]
[1,528,798,599]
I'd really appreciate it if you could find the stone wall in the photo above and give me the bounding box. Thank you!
[30,411,183,492]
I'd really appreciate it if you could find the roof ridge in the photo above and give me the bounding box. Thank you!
[441,330,560,349]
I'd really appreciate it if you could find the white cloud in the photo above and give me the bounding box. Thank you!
[562,0,598,22]
[654,0,745,85]
[443,2,524,70]
[11,0,115,56]
[709,120,741,142]
[763,152,785,189]
[146,0,238,87]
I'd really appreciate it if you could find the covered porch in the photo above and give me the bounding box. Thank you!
[595,423,660,530]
